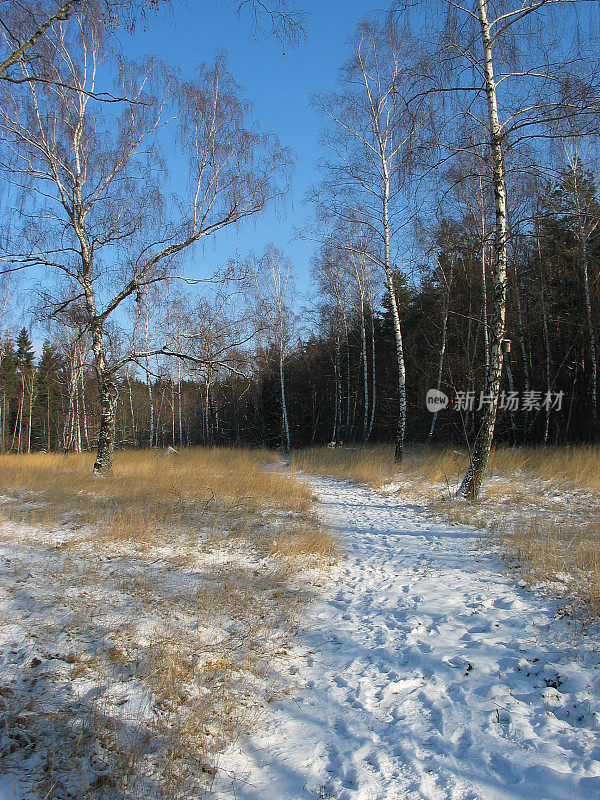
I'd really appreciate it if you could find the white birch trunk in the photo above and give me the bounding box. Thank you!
[178,361,183,448]
[537,229,552,443]
[332,333,341,444]
[279,348,291,454]
[79,359,89,450]
[126,367,137,448]
[459,0,509,500]
[26,373,34,454]
[481,240,490,378]
[366,309,376,443]
[146,357,154,449]
[427,261,453,444]
[383,173,406,461]
[504,354,517,442]
[581,234,598,424]
[360,294,369,443]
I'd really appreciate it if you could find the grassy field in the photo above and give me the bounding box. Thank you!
[293,444,600,617]
[0,448,335,799]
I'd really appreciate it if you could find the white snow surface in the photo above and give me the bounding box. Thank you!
[214,477,600,800]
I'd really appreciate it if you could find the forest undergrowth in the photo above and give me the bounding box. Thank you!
[0,448,336,799]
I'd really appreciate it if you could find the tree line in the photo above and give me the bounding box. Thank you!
[3,160,599,457]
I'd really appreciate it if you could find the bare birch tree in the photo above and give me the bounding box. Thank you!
[410,0,600,497]
[0,15,288,472]
[252,246,295,454]
[315,15,429,461]
[0,0,301,85]
[426,247,454,444]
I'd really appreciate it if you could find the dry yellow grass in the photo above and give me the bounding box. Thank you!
[292,446,394,487]
[292,444,473,489]
[294,443,600,493]
[0,446,312,517]
[0,447,336,799]
[487,517,600,617]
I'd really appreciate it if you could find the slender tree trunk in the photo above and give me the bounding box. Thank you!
[17,380,24,453]
[62,372,75,454]
[537,231,552,444]
[47,390,51,452]
[178,361,183,448]
[366,309,376,442]
[360,295,370,443]
[464,295,474,434]
[581,233,598,428]
[155,384,166,448]
[565,369,577,444]
[481,240,490,378]
[383,175,406,461]
[512,260,530,442]
[170,376,175,446]
[427,262,453,445]
[310,398,322,445]
[73,350,82,453]
[205,379,211,445]
[126,368,137,448]
[279,349,291,454]
[27,374,34,454]
[146,357,154,449]
[79,363,89,450]
[75,383,82,453]
[332,334,340,444]
[504,354,517,443]
[10,397,17,452]
[459,0,508,500]
[343,316,351,442]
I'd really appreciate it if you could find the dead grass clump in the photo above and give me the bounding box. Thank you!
[487,445,600,491]
[96,508,163,550]
[292,446,393,487]
[500,518,600,616]
[269,525,338,562]
[292,444,471,489]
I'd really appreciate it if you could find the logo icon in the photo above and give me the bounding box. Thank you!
[426,389,449,412]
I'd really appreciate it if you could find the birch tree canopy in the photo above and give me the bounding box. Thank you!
[0,12,290,471]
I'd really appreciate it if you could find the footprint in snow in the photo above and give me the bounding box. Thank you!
[487,751,521,784]
[452,728,473,755]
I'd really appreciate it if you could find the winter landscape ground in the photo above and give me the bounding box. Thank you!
[4,2,600,798]
[216,472,600,800]
[0,449,334,799]
[1,446,599,799]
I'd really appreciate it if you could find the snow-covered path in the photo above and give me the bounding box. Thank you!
[215,478,600,800]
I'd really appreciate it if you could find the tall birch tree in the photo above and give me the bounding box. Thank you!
[0,15,288,472]
[413,0,600,497]
[315,15,429,460]
[252,246,295,455]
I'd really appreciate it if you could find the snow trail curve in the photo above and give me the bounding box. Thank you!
[215,477,600,800]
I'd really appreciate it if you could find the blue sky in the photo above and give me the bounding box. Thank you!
[120,0,381,297]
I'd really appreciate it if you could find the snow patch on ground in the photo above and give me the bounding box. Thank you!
[214,477,600,800]
[0,510,304,798]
